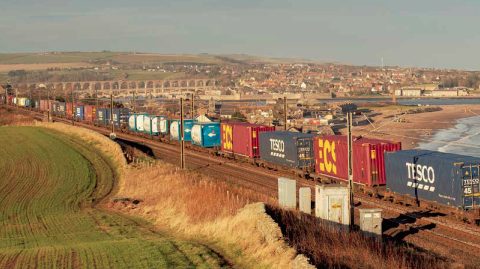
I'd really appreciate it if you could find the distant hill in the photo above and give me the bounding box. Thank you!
[0,51,316,66]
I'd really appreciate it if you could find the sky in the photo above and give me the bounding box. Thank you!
[1,0,479,69]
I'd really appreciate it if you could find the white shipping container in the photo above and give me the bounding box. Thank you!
[128,115,136,130]
[136,115,145,131]
[315,185,349,226]
[144,116,152,133]
[191,125,202,145]
[151,117,159,133]
[170,122,179,139]
[159,117,168,133]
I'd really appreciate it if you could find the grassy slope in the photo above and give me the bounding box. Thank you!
[0,126,226,268]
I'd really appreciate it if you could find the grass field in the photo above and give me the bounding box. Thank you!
[0,126,227,268]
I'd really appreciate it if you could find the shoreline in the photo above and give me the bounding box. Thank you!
[352,104,480,149]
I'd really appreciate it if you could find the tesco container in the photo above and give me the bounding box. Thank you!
[170,119,195,141]
[191,122,221,147]
[75,105,85,120]
[314,135,401,186]
[221,122,275,158]
[143,115,160,135]
[112,108,129,127]
[385,150,480,209]
[259,131,316,170]
[84,105,96,122]
[96,108,110,126]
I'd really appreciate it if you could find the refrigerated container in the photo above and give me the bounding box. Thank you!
[158,116,169,135]
[314,135,401,186]
[385,150,480,208]
[259,131,316,170]
[128,113,137,131]
[169,119,195,141]
[143,115,159,135]
[220,122,275,158]
[191,122,221,147]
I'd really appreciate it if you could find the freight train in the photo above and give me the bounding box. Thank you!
[11,98,480,210]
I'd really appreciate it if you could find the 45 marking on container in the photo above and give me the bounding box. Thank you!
[318,139,337,174]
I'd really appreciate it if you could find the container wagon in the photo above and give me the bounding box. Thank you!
[170,119,195,141]
[191,122,221,148]
[385,150,480,209]
[259,131,316,171]
[313,135,401,186]
[220,122,275,158]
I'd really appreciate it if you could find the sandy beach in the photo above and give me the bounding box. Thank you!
[351,104,480,149]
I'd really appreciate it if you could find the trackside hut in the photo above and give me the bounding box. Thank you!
[385,150,480,208]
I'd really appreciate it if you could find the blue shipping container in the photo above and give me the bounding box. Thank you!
[385,150,480,208]
[112,108,129,127]
[259,131,316,170]
[96,108,110,125]
[75,106,85,120]
[169,119,195,141]
[191,122,221,147]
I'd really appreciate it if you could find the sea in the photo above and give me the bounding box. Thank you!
[417,115,480,157]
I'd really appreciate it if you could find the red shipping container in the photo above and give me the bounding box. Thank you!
[84,105,96,122]
[314,135,401,186]
[221,122,275,158]
[66,102,74,119]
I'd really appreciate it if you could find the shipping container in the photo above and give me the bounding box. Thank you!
[25,99,31,107]
[7,96,14,106]
[128,113,137,131]
[191,122,221,147]
[84,105,96,122]
[259,131,316,170]
[54,102,66,116]
[385,150,480,208]
[112,108,129,127]
[17,97,27,107]
[158,116,169,134]
[75,105,85,120]
[96,108,110,125]
[34,100,39,109]
[143,115,157,135]
[135,113,148,132]
[170,119,195,141]
[314,135,401,186]
[66,102,74,119]
[221,122,275,158]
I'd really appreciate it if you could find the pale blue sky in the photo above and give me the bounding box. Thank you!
[1,0,479,69]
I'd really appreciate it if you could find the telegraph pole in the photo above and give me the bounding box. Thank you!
[347,111,354,229]
[71,90,75,126]
[47,87,50,122]
[180,97,185,169]
[284,96,288,131]
[110,94,115,134]
[190,93,194,118]
[132,92,136,113]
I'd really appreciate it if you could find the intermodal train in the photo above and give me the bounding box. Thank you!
[13,98,480,210]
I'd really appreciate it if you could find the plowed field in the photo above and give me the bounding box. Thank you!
[0,126,227,268]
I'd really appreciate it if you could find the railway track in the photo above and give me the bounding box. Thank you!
[9,107,480,263]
